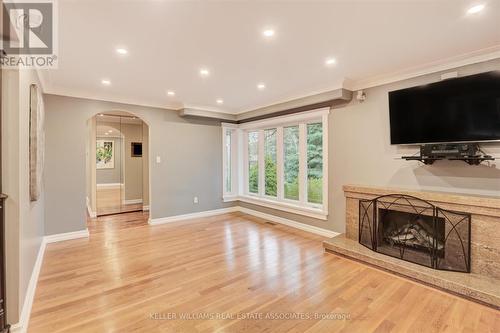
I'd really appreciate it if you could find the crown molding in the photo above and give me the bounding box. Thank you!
[349,45,500,91]
[38,45,500,116]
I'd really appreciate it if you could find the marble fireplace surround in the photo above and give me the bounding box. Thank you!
[323,185,500,309]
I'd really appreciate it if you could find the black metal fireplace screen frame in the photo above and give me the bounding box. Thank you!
[359,194,471,273]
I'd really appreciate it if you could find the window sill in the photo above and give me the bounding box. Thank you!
[224,195,328,220]
[222,195,239,202]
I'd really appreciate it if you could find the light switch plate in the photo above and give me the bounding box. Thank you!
[156,156,161,163]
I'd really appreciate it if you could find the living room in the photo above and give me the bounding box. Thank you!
[0,1,499,332]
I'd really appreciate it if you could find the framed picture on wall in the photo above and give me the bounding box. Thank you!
[131,142,142,157]
[96,140,115,169]
[29,84,45,201]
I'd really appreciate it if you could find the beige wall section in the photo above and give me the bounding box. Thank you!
[241,58,500,233]
[2,68,45,324]
[142,123,149,207]
[121,123,143,201]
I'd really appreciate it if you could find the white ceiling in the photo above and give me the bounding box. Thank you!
[40,0,500,114]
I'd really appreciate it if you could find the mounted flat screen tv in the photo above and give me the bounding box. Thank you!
[389,71,500,145]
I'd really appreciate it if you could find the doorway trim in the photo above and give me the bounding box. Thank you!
[86,110,151,217]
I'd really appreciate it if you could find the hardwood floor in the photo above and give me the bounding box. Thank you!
[96,187,143,215]
[29,212,499,332]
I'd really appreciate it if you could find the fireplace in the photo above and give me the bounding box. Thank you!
[359,194,471,272]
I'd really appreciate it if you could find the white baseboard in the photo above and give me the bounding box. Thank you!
[148,206,339,238]
[149,207,239,225]
[86,196,96,218]
[122,199,143,205]
[96,183,123,189]
[44,229,90,244]
[10,228,90,332]
[9,237,46,333]
[238,206,339,238]
[142,205,150,211]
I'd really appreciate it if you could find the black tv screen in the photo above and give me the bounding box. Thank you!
[389,71,500,145]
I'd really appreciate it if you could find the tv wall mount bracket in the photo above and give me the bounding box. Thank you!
[401,143,495,165]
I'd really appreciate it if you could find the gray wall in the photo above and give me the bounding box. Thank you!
[242,58,500,232]
[2,68,45,324]
[122,123,143,201]
[96,136,123,184]
[44,94,233,235]
[143,123,150,206]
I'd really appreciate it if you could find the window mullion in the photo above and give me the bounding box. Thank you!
[322,114,328,212]
[222,127,228,196]
[276,127,284,200]
[298,123,307,204]
[231,129,239,196]
[243,131,249,194]
[258,130,265,197]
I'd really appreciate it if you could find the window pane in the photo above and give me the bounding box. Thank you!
[225,129,231,193]
[283,126,299,200]
[264,129,277,196]
[307,123,323,204]
[248,131,259,193]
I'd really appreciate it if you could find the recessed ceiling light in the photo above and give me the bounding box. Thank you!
[467,4,485,14]
[325,57,337,66]
[101,79,111,86]
[199,68,210,77]
[167,90,175,96]
[108,130,112,133]
[257,83,266,90]
[116,48,128,55]
[262,29,275,37]
[105,132,109,135]
[216,98,224,104]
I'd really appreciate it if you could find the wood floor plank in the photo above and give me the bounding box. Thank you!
[28,212,500,333]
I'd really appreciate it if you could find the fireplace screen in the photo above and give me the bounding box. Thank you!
[359,194,471,272]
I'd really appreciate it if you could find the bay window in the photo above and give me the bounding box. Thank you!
[222,108,328,219]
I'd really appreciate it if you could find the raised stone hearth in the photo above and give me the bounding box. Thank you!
[323,185,500,309]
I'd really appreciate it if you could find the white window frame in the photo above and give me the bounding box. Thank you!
[222,107,329,220]
[221,124,239,200]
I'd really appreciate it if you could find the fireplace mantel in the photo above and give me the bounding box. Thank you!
[344,185,500,218]
[324,184,500,308]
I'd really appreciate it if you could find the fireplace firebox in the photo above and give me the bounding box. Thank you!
[359,194,471,272]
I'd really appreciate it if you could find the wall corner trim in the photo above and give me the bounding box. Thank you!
[86,197,96,218]
[87,209,97,219]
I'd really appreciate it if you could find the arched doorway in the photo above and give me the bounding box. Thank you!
[86,111,150,216]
